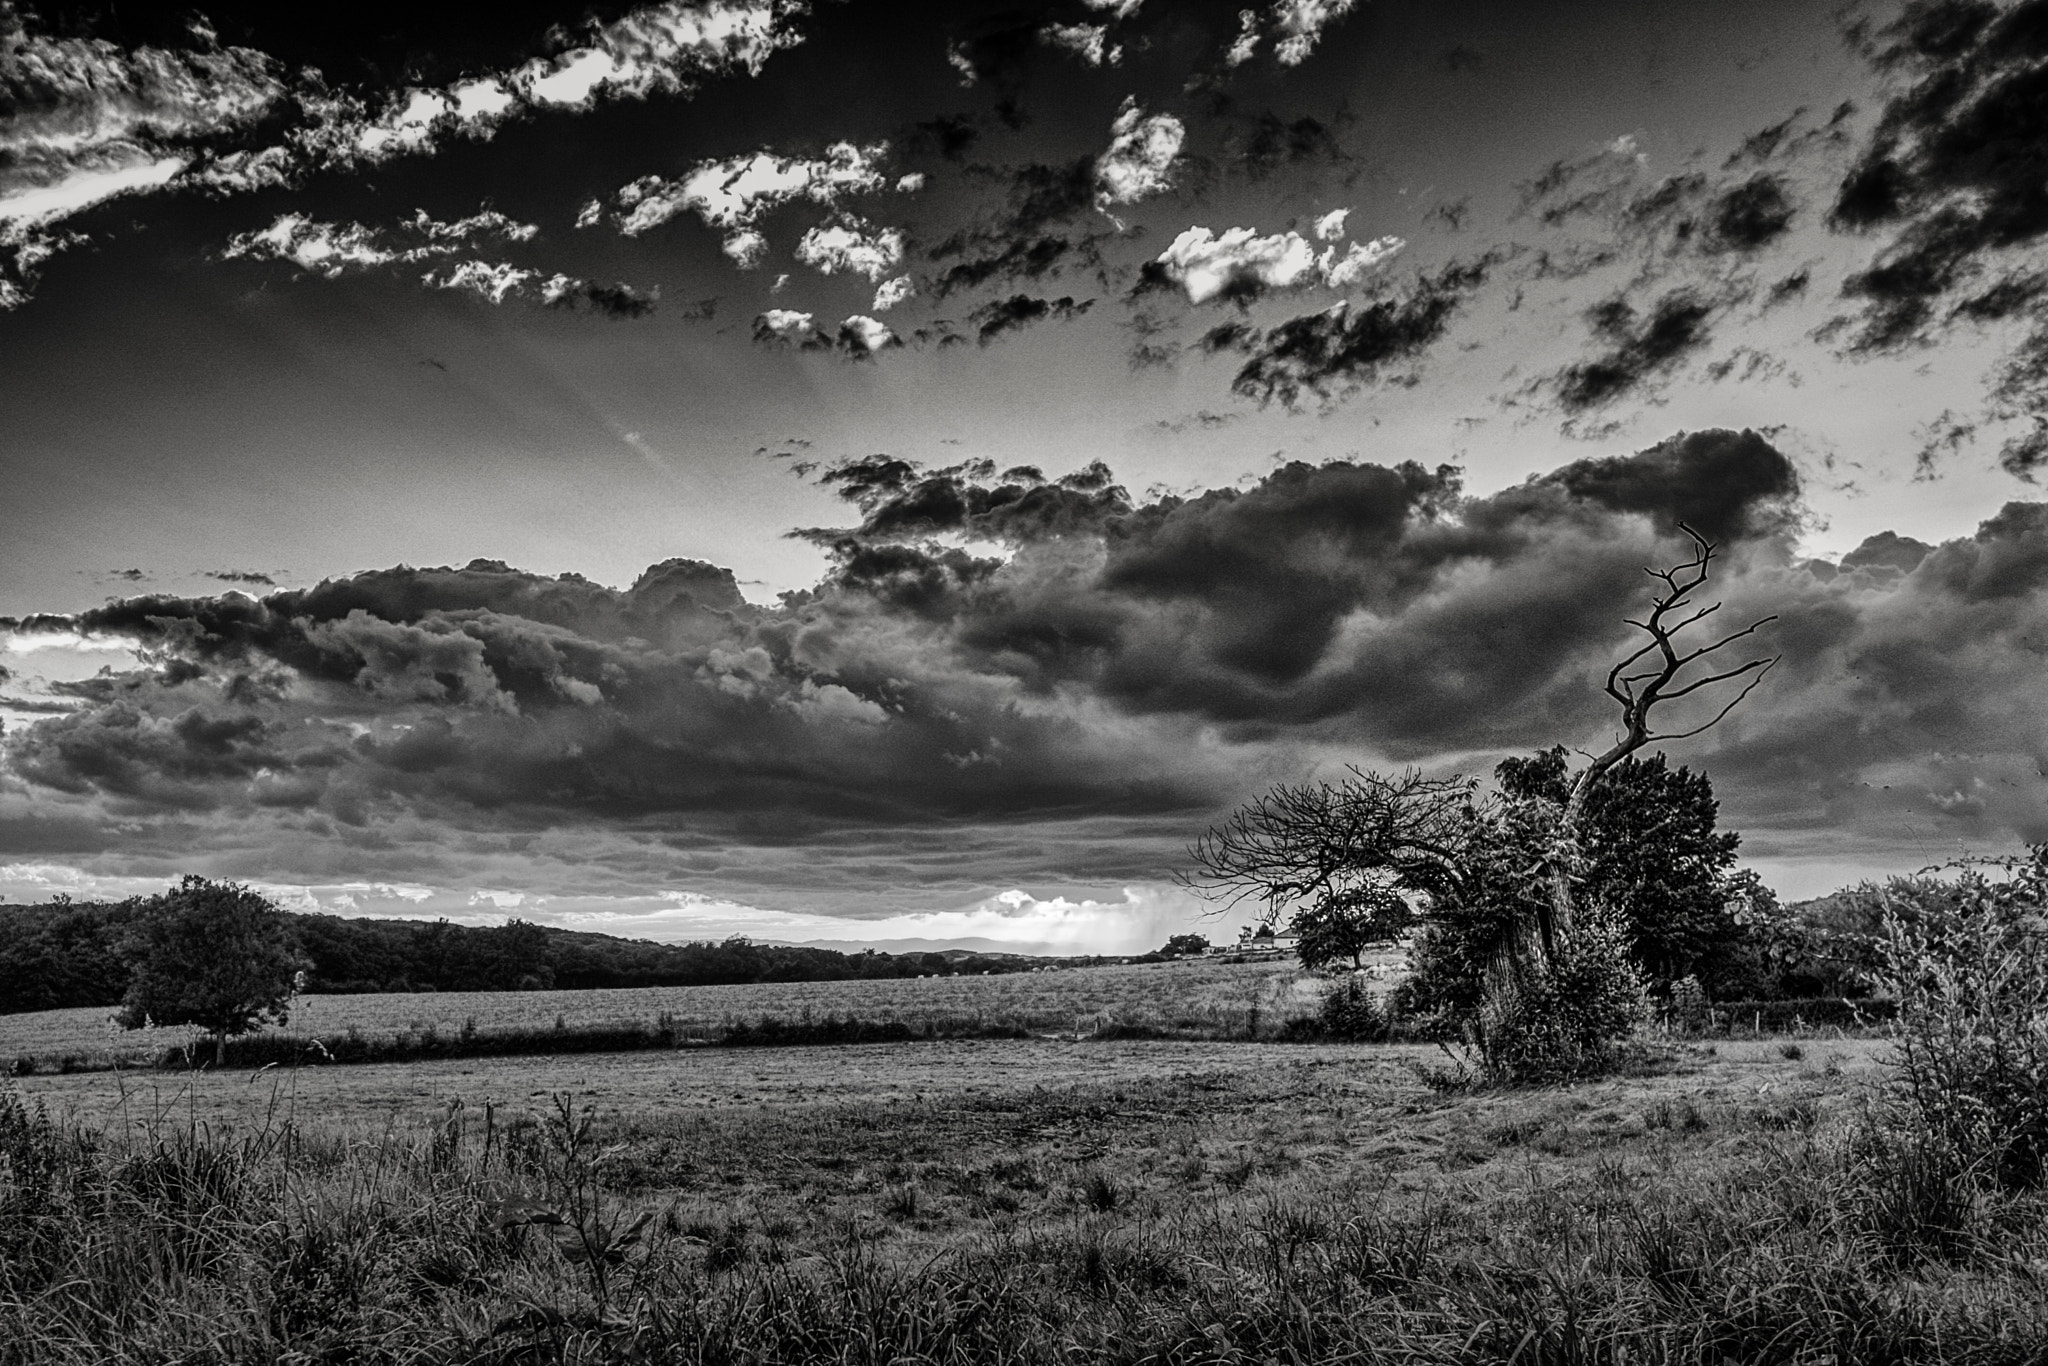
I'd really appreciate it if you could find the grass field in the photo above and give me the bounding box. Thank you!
[1,955,1354,1070]
[14,1031,2042,1365]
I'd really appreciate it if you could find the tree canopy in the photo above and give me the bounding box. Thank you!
[114,876,308,1063]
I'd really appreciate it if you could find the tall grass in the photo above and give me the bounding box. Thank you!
[7,1067,2048,1365]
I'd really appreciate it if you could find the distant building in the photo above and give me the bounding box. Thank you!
[1237,924,1301,958]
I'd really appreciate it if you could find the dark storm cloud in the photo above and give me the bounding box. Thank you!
[1823,0,2048,472]
[14,426,2048,853]
[559,281,659,319]
[1703,500,2048,847]
[929,158,1101,296]
[1226,112,1348,180]
[207,569,277,585]
[1552,289,1722,412]
[966,292,1093,343]
[1206,255,1498,407]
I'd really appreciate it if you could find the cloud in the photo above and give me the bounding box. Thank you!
[1147,225,1404,305]
[1041,23,1114,67]
[222,214,399,277]
[1203,255,1498,406]
[0,10,285,303]
[1226,113,1348,181]
[1221,0,1360,67]
[1268,0,1361,65]
[0,1,807,306]
[967,294,1094,344]
[217,208,651,314]
[1551,289,1723,412]
[1094,98,1185,213]
[837,314,899,354]
[872,275,916,311]
[594,141,896,263]
[794,220,906,280]
[223,208,539,279]
[15,431,2048,904]
[424,260,543,304]
[547,278,660,318]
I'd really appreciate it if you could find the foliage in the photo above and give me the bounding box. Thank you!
[1288,884,1413,971]
[0,900,145,1015]
[1450,904,1647,1086]
[1499,747,1747,990]
[1390,793,1559,1022]
[1758,875,1959,1000]
[1158,934,1210,958]
[113,877,308,1064]
[1868,848,2048,1193]
[1306,975,1389,1042]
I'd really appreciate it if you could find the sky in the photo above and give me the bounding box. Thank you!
[4,0,2048,953]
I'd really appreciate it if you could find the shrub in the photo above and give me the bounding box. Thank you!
[1869,848,2048,1192]
[1461,904,1646,1085]
[1312,975,1390,1042]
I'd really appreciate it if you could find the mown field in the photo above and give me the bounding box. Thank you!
[1,955,1362,1070]
[15,1032,2040,1366]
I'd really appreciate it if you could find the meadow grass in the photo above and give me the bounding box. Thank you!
[2,956,1345,1073]
[7,1035,2042,1365]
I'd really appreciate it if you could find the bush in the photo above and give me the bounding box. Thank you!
[1459,905,1646,1085]
[1869,848,2048,1192]
[1309,976,1391,1042]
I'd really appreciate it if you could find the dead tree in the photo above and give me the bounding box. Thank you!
[1532,523,1778,959]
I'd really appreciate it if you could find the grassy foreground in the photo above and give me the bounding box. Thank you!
[6,1038,2048,1365]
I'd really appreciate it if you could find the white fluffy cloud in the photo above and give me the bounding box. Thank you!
[592,140,916,272]
[838,314,896,352]
[1270,0,1359,65]
[223,208,541,280]
[1042,23,1113,66]
[424,260,542,303]
[1094,98,1185,214]
[0,0,804,307]
[0,17,285,305]
[324,0,800,166]
[794,220,905,280]
[223,214,398,278]
[1153,224,1403,303]
[872,274,916,311]
[756,307,819,341]
[1313,207,1350,241]
[1223,0,1360,67]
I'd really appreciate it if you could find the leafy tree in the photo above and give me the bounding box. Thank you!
[1497,746,1745,991]
[1290,884,1414,971]
[114,876,308,1064]
[1159,933,1210,957]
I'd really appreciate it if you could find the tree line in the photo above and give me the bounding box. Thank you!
[0,891,1055,1018]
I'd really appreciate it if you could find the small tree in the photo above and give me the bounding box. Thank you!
[1291,884,1414,971]
[1159,933,1211,958]
[115,876,307,1065]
